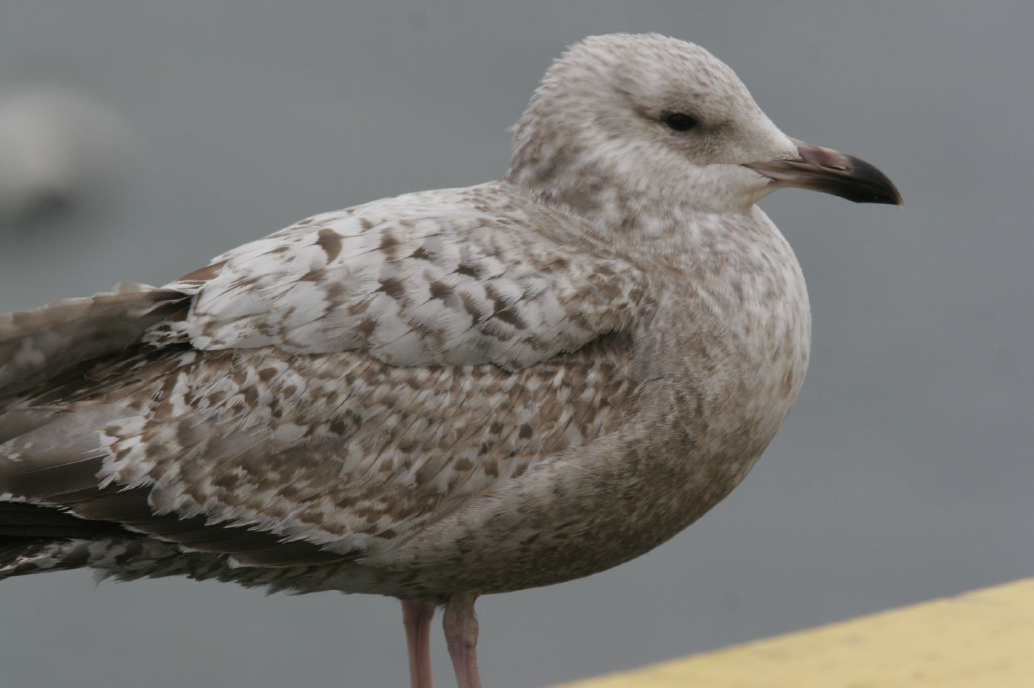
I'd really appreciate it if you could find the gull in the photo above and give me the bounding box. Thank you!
[0,34,900,688]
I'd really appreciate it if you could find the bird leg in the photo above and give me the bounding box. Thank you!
[443,593,482,688]
[401,598,436,688]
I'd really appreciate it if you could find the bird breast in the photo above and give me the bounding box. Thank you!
[360,208,812,597]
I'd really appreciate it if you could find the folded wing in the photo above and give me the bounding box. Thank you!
[0,188,646,573]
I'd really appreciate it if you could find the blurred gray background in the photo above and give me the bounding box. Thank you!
[1,1,1031,687]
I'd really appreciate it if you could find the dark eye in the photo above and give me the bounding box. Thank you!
[662,113,698,132]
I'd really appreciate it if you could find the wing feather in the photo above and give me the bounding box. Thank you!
[150,187,644,370]
[0,283,188,399]
[1,185,647,573]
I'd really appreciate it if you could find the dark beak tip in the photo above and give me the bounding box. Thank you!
[854,190,903,207]
[892,186,905,208]
[870,186,904,208]
[841,154,903,208]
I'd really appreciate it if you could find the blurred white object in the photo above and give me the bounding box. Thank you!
[0,85,132,221]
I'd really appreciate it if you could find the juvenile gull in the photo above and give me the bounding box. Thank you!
[0,34,900,688]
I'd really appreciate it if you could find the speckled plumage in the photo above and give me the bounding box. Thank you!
[0,33,901,688]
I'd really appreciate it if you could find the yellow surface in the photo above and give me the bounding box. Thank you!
[556,578,1034,687]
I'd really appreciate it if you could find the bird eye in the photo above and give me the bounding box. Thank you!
[662,113,698,132]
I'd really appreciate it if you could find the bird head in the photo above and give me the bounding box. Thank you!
[508,33,901,218]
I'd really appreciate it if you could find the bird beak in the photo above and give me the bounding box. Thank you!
[745,138,903,206]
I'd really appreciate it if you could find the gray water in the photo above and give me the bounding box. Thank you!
[1,2,1031,687]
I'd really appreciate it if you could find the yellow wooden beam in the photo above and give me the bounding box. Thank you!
[557,578,1034,687]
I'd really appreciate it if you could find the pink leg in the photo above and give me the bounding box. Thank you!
[401,598,436,688]
[443,593,482,688]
